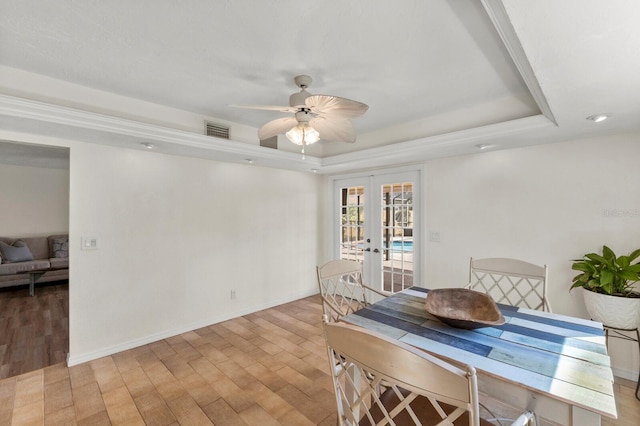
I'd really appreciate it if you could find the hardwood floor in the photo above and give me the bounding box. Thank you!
[0,282,69,380]
[604,376,640,426]
[0,294,337,425]
[0,292,638,425]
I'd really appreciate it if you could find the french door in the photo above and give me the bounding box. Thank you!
[333,170,419,293]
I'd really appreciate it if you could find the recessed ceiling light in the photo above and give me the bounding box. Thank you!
[141,143,154,149]
[586,114,611,123]
[475,144,492,150]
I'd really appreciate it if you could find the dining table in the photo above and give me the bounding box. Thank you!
[341,287,617,425]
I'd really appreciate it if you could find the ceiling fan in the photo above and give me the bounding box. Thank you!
[232,75,368,156]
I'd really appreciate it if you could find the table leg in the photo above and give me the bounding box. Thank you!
[27,271,46,296]
[29,273,35,296]
[572,406,601,426]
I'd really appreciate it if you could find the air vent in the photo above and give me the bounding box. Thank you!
[205,121,230,139]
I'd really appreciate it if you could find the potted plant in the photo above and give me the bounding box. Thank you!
[571,245,640,329]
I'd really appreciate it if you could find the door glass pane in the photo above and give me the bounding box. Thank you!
[381,182,413,293]
[339,186,365,262]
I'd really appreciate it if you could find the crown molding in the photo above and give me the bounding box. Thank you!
[481,0,556,125]
[319,114,554,173]
[0,94,555,175]
[0,94,322,172]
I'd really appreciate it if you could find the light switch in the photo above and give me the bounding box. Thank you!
[81,236,99,250]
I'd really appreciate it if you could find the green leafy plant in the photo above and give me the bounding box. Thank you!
[571,245,640,296]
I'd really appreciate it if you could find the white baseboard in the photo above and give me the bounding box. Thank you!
[67,288,319,366]
[612,366,639,382]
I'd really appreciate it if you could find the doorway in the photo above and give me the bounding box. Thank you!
[0,141,70,379]
[332,169,420,293]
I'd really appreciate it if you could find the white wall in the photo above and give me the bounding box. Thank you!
[423,133,640,379]
[3,125,637,381]
[68,142,322,364]
[0,163,69,237]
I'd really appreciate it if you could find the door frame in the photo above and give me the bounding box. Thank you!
[327,164,426,290]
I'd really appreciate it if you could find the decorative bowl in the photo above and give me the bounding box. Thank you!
[425,288,505,329]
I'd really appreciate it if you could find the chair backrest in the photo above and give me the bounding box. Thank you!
[323,320,480,426]
[317,259,370,322]
[468,257,551,312]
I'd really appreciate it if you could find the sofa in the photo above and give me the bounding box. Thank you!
[0,234,69,290]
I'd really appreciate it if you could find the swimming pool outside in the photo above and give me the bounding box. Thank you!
[387,240,413,252]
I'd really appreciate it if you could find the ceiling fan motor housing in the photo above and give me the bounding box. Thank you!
[289,89,311,108]
[294,110,312,123]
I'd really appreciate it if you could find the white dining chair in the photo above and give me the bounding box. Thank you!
[467,257,551,312]
[317,259,388,322]
[323,319,535,425]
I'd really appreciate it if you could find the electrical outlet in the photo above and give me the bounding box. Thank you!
[429,231,441,242]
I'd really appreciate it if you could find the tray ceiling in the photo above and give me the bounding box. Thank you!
[0,0,638,172]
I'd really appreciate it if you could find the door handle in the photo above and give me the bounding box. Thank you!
[364,248,371,252]
[373,248,380,253]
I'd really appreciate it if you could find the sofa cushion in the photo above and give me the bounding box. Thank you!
[0,259,50,275]
[49,236,69,258]
[21,237,50,260]
[0,240,34,263]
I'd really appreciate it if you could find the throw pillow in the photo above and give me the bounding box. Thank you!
[51,237,69,258]
[0,240,34,263]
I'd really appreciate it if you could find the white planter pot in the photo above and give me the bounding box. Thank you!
[582,287,640,329]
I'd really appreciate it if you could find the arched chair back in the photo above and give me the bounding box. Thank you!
[323,320,534,425]
[468,257,551,312]
[317,259,387,322]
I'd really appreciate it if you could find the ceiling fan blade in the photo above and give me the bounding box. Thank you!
[306,95,368,119]
[229,104,297,113]
[310,117,357,143]
[258,117,298,140]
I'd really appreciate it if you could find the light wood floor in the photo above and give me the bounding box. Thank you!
[0,293,638,425]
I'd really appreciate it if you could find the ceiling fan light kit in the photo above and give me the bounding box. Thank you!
[286,123,320,146]
[232,75,368,156]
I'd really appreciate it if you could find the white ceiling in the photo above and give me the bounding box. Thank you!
[0,0,639,171]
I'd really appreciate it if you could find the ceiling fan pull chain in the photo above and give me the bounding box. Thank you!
[301,143,306,160]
